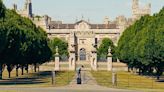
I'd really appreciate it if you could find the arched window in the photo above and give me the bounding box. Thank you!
[79,48,86,61]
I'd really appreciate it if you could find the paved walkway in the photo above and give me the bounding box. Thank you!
[1,87,142,92]
[69,70,97,85]
[55,71,140,92]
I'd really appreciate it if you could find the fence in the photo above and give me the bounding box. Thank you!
[60,54,69,62]
[91,71,164,90]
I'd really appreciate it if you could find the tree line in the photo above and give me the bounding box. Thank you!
[117,7,164,79]
[0,0,52,79]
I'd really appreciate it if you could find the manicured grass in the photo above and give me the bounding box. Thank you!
[91,71,164,91]
[55,71,75,86]
[1,69,75,87]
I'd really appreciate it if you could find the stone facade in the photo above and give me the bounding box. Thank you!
[14,0,151,71]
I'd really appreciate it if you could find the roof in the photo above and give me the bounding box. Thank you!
[48,20,117,29]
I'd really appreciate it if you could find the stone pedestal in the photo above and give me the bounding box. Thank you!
[55,46,60,71]
[91,51,97,71]
[107,56,112,71]
[55,55,60,71]
[107,47,112,71]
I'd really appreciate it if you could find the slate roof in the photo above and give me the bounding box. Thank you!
[48,20,117,29]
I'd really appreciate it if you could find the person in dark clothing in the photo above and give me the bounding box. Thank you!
[77,65,84,84]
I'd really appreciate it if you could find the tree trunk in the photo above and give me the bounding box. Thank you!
[7,65,12,78]
[21,66,24,75]
[16,65,19,77]
[128,67,130,72]
[25,64,28,73]
[0,63,2,79]
[8,71,11,78]
[157,76,160,80]
[156,68,162,80]
[38,66,39,72]
[34,64,37,72]
[139,68,141,75]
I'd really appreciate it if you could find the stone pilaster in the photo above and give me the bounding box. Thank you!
[69,52,76,71]
[69,32,76,71]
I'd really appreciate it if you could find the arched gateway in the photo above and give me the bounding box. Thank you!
[79,48,86,61]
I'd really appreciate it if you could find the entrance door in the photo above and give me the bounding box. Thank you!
[79,48,86,61]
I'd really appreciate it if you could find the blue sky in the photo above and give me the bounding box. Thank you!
[4,0,164,23]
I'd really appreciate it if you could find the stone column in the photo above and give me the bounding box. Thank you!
[55,46,60,71]
[92,52,97,71]
[107,47,112,71]
[91,44,97,71]
[69,51,76,71]
[69,32,76,71]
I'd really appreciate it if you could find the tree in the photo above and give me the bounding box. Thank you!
[97,38,116,61]
[117,7,164,79]
[0,0,6,19]
[0,7,52,78]
[0,0,6,79]
[49,37,68,60]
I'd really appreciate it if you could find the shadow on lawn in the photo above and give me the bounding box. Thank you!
[0,71,55,85]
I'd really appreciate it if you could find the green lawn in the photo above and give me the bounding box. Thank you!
[1,69,75,87]
[91,71,164,91]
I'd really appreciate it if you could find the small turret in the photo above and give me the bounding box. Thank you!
[103,16,110,24]
[27,0,33,18]
[24,0,32,18]
[146,3,151,14]
[132,0,139,15]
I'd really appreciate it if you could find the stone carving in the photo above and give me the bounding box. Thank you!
[55,46,59,55]
[108,46,111,53]
[108,46,112,57]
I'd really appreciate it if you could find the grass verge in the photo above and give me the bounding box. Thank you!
[91,71,164,91]
[0,69,75,87]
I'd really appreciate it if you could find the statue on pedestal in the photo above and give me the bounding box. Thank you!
[55,46,59,55]
[108,46,111,53]
[108,46,112,56]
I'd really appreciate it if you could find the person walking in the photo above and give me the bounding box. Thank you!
[76,65,84,84]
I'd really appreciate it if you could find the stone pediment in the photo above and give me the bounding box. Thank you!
[75,20,91,30]
[75,20,90,25]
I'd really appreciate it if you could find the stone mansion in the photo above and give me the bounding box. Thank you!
[13,0,151,71]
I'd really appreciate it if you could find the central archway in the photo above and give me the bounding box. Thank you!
[79,48,86,61]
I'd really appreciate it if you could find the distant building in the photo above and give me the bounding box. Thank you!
[13,0,151,71]
[132,0,151,20]
[13,0,32,18]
